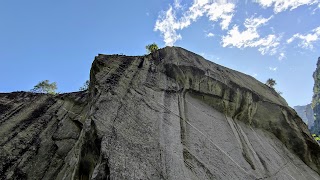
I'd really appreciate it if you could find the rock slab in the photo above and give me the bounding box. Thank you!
[1,47,320,180]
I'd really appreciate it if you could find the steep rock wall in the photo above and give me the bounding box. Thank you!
[0,92,89,179]
[312,57,320,135]
[1,47,320,179]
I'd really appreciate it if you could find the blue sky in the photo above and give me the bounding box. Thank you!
[0,0,320,107]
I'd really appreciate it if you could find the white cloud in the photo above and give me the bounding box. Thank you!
[154,6,182,46]
[222,25,259,48]
[254,0,320,13]
[312,3,320,14]
[269,66,278,71]
[278,52,286,60]
[221,16,280,55]
[252,35,280,55]
[244,15,272,29]
[154,0,236,46]
[205,3,236,30]
[287,36,295,44]
[174,0,182,9]
[287,26,320,49]
[206,32,215,37]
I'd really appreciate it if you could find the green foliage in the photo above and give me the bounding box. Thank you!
[31,80,57,94]
[146,43,159,54]
[312,133,320,141]
[79,80,90,91]
[266,78,276,88]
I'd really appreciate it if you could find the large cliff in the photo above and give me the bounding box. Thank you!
[312,57,320,135]
[294,104,314,129]
[1,47,320,180]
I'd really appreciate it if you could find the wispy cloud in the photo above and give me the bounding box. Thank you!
[206,3,235,30]
[154,7,182,46]
[312,4,320,14]
[206,32,215,37]
[278,52,286,60]
[269,66,278,71]
[221,16,280,55]
[174,0,182,9]
[155,0,317,59]
[287,26,320,49]
[253,0,320,13]
[154,0,236,46]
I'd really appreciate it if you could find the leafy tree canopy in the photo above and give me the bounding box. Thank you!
[31,80,57,94]
[266,78,276,88]
[146,43,159,54]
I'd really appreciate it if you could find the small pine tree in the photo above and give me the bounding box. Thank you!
[31,80,57,94]
[266,78,276,88]
[79,80,90,91]
[146,43,159,54]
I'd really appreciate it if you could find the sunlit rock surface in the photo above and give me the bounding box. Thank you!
[312,57,320,135]
[294,104,314,129]
[1,47,320,179]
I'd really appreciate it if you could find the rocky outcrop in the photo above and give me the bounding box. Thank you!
[313,57,320,135]
[1,47,320,179]
[0,91,89,179]
[294,104,314,129]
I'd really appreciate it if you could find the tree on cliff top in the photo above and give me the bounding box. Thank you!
[79,80,89,91]
[146,43,158,54]
[31,80,57,94]
[266,78,276,88]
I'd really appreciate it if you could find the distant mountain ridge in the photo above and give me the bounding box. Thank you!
[294,104,314,129]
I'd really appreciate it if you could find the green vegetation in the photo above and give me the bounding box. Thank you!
[312,134,320,141]
[146,43,158,54]
[265,78,282,95]
[266,78,276,88]
[79,80,90,91]
[31,80,57,94]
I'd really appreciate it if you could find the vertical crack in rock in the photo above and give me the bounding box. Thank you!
[78,120,101,180]
[178,90,187,146]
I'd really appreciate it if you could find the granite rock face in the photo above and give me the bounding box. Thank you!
[312,57,320,135]
[1,47,320,180]
[294,104,314,129]
[0,91,89,179]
